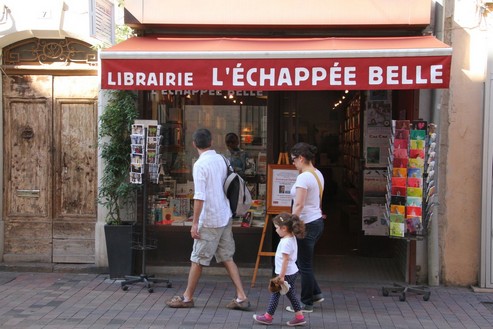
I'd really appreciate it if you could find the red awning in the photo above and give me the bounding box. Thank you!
[100,36,452,91]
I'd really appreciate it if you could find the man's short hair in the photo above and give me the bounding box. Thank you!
[193,128,212,149]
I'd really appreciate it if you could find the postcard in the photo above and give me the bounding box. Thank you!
[406,196,422,207]
[407,187,423,197]
[406,206,422,218]
[391,177,406,187]
[410,129,426,141]
[407,168,422,178]
[407,177,422,188]
[390,204,405,215]
[394,138,409,150]
[393,168,407,178]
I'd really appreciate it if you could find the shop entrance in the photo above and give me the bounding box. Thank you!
[273,90,404,282]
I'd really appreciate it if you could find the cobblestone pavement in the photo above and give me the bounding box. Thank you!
[0,271,493,328]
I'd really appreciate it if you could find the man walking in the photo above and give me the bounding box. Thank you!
[166,128,250,310]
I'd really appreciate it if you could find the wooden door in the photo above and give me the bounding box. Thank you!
[52,76,98,263]
[3,75,98,263]
[3,75,53,262]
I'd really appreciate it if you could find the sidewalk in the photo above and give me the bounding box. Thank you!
[1,270,493,329]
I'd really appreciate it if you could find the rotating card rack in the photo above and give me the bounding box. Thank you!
[381,120,437,301]
[126,122,172,293]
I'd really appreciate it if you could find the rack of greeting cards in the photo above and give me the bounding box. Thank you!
[127,120,171,292]
[381,119,437,301]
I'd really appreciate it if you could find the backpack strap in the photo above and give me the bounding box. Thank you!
[221,154,233,174]
[308,170,323,205]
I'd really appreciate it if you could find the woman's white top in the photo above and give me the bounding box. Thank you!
[290,169,324,224]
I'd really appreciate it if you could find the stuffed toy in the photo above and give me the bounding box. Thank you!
[268,276,291,295]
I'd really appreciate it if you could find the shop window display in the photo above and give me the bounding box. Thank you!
[148,90,268,228]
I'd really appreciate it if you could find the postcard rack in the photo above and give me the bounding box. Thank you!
[382,120,438,301]
[124,121,172,293]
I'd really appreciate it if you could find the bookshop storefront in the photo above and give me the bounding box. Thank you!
[100,36,452,272]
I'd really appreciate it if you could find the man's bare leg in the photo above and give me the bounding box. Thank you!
[183,261,202,301]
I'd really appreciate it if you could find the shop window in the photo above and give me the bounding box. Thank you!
[147,90,268,227]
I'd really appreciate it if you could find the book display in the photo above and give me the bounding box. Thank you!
[341,95,362,195]
[385,120,438,239]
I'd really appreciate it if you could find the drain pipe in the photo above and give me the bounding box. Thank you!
[427,0,446,287]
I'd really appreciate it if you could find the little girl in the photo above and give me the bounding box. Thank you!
[253,213,306,327]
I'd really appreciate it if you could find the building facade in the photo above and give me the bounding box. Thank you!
[1,0,492,288]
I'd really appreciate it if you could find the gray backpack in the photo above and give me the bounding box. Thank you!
[221,155,252,217]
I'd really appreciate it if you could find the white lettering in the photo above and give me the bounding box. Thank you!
[369,66,384,85]
[312,67,326,85]
[329,64,342,85]
[107,72,116,86]
[212,68,224,86]
[136,72,146,86]
[344,67,356,85]
[415,66,427,84]
[401,66,413,84]
[124,72,134,86]
[430,65,443,83]
[232,64,245,86]
[259,68,275,86]
[294,68,309,85]
[166,73,176,85]
[277,68,292,86]
[386,66,399,85]
[246,68,258,86]
[184,72,193,86]
[147,73,158,86]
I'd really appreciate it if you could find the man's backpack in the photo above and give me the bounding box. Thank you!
[221,155,252,217]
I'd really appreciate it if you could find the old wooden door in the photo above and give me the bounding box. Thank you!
[3,75,98,263]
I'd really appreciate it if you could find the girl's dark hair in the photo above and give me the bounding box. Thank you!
[192,128,212,149]
[290,142,318,163]
[272,212,305,238]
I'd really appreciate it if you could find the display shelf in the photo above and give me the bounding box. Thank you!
[340,94,362,190]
